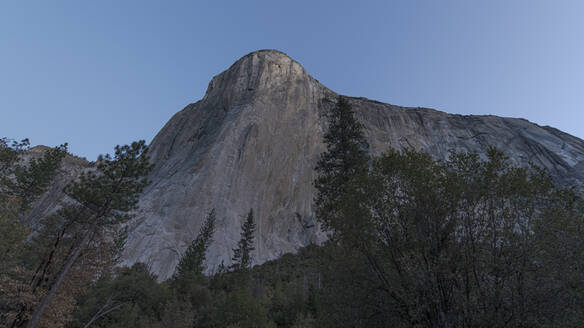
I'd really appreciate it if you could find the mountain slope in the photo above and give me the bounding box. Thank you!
[121,50,584,280]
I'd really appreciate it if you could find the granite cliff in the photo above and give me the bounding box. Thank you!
[115,50,584,280]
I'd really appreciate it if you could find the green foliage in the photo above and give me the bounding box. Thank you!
[231,209,256,271]
[290,313,316,328]
[0,138,67,217]
[64,140,152,225]
[314,96,369,241]
[0,211,28,272]
[361,149,547,325]
[173,208,216,279]
[10,145,68,212]
[164,209,217,325]
[0,140,67,278]
[157,295,195,328]
[0,139,155,328]
[17,140,153,328]
[66,264,167,328]
[311,98,584,326]
[0,138,69,326]
[199,288,275,328]
[0,138,30,176]
[315,146,584,327]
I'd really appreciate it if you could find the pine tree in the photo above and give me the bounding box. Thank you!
[0,139,67,215]
[9,144,68,212]
[0,140,68,326]
[0,138,30,176]
[0,141,68,267]
[230,209,256,271]
[174,209,216,278]
[312,97,378,327]
[314,96,369,239]
[21,141,152,328]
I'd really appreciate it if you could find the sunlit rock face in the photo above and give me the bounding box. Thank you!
[120,50,584,280]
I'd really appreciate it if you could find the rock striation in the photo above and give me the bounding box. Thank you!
[112,50,584,280]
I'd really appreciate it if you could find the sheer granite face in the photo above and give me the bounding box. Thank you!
[43,50,584,281]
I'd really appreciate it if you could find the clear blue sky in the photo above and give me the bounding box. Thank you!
[1,1,583,160]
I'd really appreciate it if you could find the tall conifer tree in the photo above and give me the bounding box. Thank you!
[174,209,216,278]
[314,96,369,240]
[230,209,256,271]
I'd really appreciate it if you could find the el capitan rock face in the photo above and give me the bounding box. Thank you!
[119,50,584,280]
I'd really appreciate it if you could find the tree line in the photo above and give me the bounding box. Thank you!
[2,96,584,327]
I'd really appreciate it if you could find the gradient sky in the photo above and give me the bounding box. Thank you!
[1,1,583,160]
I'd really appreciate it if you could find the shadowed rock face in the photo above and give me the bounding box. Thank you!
[119,50,584,280]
